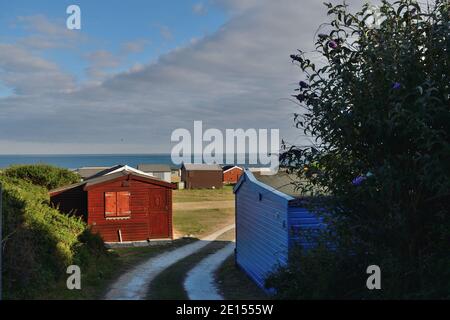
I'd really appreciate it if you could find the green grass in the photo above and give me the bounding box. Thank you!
[147,230,235,300]
[215,254,269,300]
[173,185,235,203]
[0,174,89,299]
[38,250,119,300]
[173,207,235,238]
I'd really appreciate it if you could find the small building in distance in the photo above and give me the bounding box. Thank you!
[137,164,172,183]
[248,167,275,175]
[50,165,175,243]
[170,166,181,183]
[222,165,243,184]
[181,163,223,189]
[233,169,324,291]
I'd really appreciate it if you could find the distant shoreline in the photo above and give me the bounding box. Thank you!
[0,154,266,169]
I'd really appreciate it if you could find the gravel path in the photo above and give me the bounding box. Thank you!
[184,242,235,300]
[104,224,235,300]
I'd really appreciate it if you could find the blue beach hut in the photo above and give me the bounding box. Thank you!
[233,169,324,290]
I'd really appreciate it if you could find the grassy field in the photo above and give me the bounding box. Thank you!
[215,254,269,300]
[173,207,235,238]
[173,185,235,202]
[147,229,235,300]
[172,186,235,238]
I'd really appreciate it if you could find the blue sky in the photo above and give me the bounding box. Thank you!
[1,0,226,87]
[0,0,333,154]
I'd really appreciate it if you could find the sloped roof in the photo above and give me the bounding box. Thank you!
[76,166,110,179]
[182,163,222,171]
[222,165,243,173]
[50,165,173,195]
[137,164,171,172]
[83,164,125,180]
[234,169,306,197]
[253,171,302,197]
[233,169,295,201]
[234,169,327,209]
[101,165,155,177]
[49,181,86,195]
[222,165,234,171]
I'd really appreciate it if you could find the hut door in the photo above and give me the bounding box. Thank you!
[148,189,170,238]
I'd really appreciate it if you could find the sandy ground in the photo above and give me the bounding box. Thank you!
[104,224,235,300]
[184,241,235,300]
[173,200,234,211]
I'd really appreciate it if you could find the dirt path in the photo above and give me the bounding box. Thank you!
[104,224,235,300]
[184,242,235,300]
[173,200,234,211]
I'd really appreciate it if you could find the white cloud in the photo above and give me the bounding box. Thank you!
[83,50,121,82]
[18,15,68,36]
[0,43,76,95]
[0,0,332,153]
[17,15,85,49]
[85,41,151,83]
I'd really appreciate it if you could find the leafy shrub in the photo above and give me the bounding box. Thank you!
[0,174,108,299]
[277,0,450,298]
[3,164,80,190]
[266,245,343,299]
[73,229,109,267]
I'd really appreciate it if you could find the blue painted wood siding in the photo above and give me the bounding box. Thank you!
[287,206,324,250]
[235,175,290,289]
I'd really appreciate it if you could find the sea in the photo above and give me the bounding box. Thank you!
[0,154,267,170]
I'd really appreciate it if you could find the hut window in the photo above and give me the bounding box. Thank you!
[105,191,131,217]
[258,193,263,201]
[105,192,117,216]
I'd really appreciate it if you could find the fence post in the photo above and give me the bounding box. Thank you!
[0,183,3,300]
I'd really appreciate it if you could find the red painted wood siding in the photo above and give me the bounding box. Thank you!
[87,178,173,242]
[117,191,131,215]
[105,192,117,216]
[223,168,243,184]
[181,169,223,189]
[149,189,170,238]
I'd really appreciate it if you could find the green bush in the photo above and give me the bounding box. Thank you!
[3,164,80,190]
[266,245,344,299]
[0,174,108,299]
[277,0,450,298]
